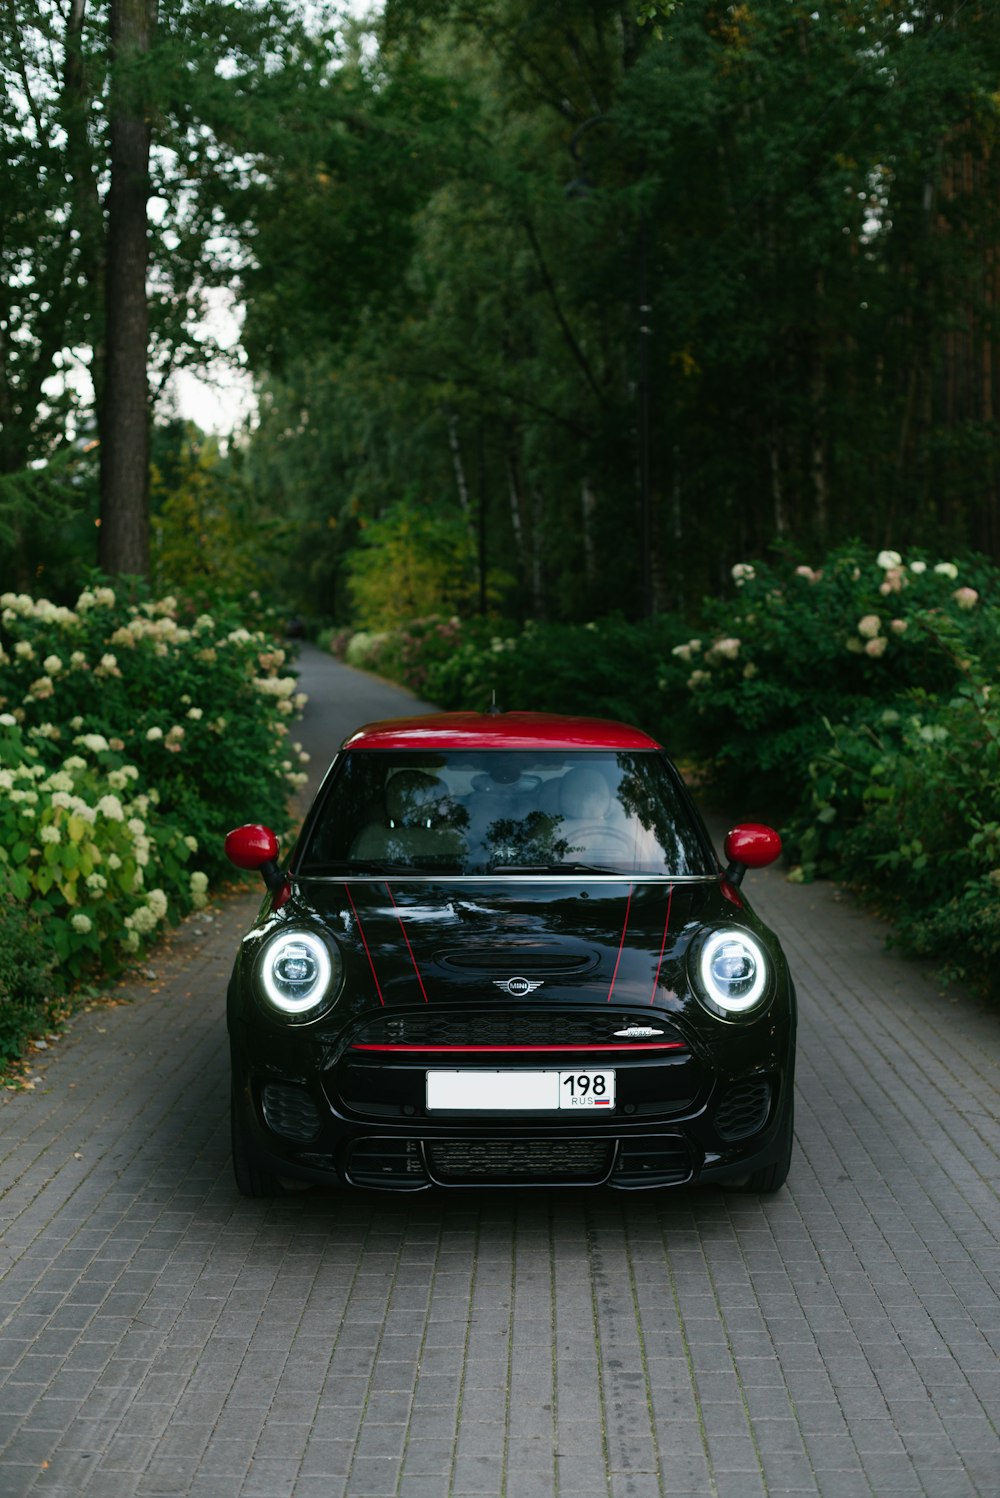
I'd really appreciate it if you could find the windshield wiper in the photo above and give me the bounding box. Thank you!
[302,859,466,876]
[499,862,622,875]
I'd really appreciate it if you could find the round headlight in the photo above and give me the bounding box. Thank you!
[258,929,340,1017]
[695,928,768,1015]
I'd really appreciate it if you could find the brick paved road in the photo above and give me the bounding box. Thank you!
[1,647,998,1497]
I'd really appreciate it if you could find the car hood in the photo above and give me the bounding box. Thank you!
[286,877,770,1021]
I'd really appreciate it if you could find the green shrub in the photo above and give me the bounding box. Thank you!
[0,896,55,1062]
[0,583,308,1028]
[787,622,1000,988]
[673,545,1000,812]
[332,614,694,743]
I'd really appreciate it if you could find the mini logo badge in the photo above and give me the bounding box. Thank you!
[614,1024,665,1039]
[493,976,543,997]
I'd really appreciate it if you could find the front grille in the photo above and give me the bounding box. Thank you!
[427,1138,612,1182]
[715,1080,772,1141]
[261,1083,321,1142]
[348,1138,427,1185]
[351,1010,684,1050]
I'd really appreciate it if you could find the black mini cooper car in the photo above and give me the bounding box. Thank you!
[225,711,795,1196]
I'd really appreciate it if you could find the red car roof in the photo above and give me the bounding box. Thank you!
[342,711,663,752]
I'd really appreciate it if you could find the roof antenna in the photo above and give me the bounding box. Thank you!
[486,689,502,716]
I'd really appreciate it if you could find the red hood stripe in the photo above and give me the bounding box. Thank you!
[385,884,429,1003]
[606,884,633,1003]
[343,883,384,1006]
[650,885,674,1004]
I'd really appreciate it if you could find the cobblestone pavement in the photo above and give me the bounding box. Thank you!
[1,648,998,1498]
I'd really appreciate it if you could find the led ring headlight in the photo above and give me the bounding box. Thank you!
[696,928,768,1015]
[258,929,338,1017]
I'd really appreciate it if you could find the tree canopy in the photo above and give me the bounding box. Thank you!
[3,0,999,616]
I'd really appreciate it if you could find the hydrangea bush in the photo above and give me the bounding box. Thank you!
[674,546,1000,991]
[673,545,1000,811]
[327,614,692,730]
[0,584,308,1052]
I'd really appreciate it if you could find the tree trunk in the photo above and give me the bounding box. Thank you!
[99,0,156,577]
[62,0,107,419]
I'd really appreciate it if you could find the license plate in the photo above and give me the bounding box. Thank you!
[426,1069,615,1111]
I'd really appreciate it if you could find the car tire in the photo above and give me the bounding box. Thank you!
[230,1081,285,1198]
[743,1094,794,1194]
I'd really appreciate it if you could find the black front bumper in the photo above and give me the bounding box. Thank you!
[230,1016,794,1192]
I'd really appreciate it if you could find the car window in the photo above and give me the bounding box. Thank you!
[299,751,713,877]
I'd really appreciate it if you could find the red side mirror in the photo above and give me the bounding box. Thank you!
[723,823,782,885]
[225,824,280,871]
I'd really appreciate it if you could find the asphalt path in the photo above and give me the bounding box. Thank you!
[0,642,998,1498]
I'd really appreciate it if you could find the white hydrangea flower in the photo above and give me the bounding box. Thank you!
[146,726,163,741]
[909,560,927,575]
[183,835,198,853]
[147,888,169,919]
[189,871,209,894]
[934,562,958,579]
[43,654,62,674]
[40,825,61,844]
[96,794,125,821]
[857,615,881,639]
[876,550,902,570]
[132,905,157,934]
[71,914,93,934]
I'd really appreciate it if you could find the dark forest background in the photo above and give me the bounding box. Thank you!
[3,0,999,624]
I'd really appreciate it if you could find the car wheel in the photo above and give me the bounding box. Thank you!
[742,1094,794,1194]
[230,1081,285,1198]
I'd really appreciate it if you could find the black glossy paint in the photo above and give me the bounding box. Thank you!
[228,871,795,1193]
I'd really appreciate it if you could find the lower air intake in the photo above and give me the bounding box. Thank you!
[427,1138,611,1183]
[261,1083,321,1142]
[715,1080,772,1141]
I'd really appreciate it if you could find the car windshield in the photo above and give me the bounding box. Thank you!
[299,750,713,877]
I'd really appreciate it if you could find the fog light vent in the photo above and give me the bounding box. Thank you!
[614,1137,691,1185]
[261,1083,321,1142]
[715,1080,771,1141]
[349,1138,427,1186]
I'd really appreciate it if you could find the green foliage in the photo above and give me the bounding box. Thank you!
[0,897,55,1062]
[673,546,1000,810]
[150,424,292,614]
[791,665,1000,991]
[331,612,692,742]
[237,0,1000,628]
[0,582,307,1040]
[346,498,491,627]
